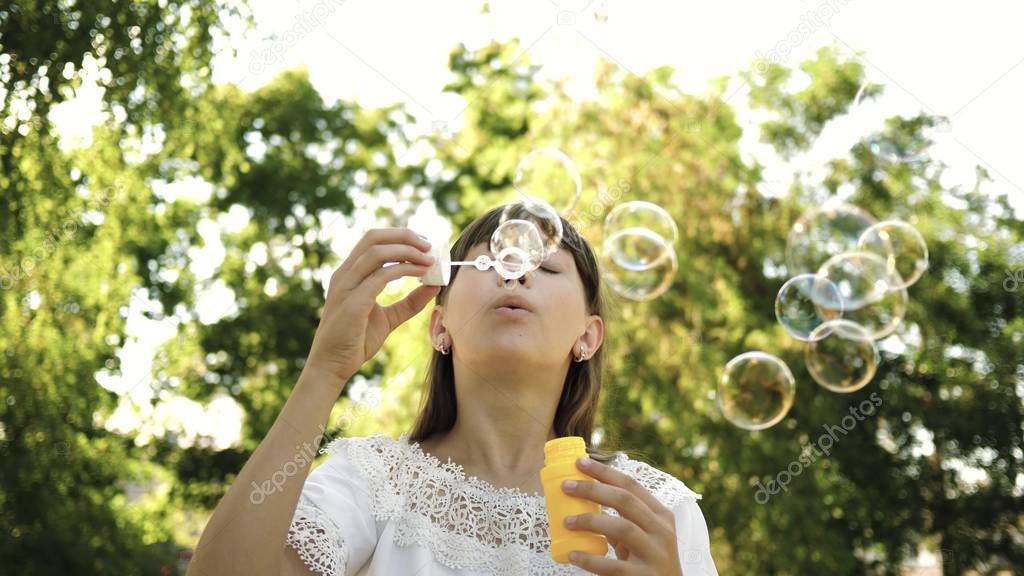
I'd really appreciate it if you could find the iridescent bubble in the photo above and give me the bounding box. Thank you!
[775,274,844,341]
[857,220,929,289]
[805,319,880,393]
[717,351,796,431]
[786,201,878,276]
[490,219,545,278]
[601,229,677,301]
[817,251,892,311]
[514,148,582,214]
[500,198,563,260]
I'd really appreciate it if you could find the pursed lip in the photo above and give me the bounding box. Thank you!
[492,294,534,312]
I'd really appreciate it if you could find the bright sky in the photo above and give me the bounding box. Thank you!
[50,0,1022,503]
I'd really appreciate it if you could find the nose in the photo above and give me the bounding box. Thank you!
[499,270,529,288]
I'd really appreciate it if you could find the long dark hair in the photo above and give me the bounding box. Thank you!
[408,204,623,463]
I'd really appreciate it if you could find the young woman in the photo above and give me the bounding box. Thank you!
[188,206,718,575]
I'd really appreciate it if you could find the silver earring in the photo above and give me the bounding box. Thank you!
[577,343,587,362]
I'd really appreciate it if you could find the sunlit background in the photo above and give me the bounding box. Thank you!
[3,0,1023,574]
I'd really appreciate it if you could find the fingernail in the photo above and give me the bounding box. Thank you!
[562,480,577,491]
[577,457,590,467]
[564,515,577,527]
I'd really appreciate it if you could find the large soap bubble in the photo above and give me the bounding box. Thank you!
[514,148,582,214]
[805,319,880,393]
[857,220,929,290]
[718,351,796,431]
[500,198,564,261]
[600,201,679,301]
[603,201,679,269]
[489,219,545,280]
[816,251,893,311]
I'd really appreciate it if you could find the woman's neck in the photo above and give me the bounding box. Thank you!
[419,359,565,493]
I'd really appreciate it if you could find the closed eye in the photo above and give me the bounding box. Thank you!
[540,267,558,274]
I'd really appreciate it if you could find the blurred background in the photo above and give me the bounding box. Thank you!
[1,1,1022,574]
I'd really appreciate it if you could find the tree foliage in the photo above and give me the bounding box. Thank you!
[2,4,1021,574]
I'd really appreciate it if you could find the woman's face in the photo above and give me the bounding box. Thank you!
[431,241,602,369]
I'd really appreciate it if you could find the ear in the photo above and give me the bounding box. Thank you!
[428,304,447,345]
[579,314,604,356]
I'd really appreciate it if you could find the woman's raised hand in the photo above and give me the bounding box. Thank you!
[305,228,441,388]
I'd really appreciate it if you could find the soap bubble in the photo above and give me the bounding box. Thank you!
[857,220,929,289]
[500,198,563,260]
[775,274,844,341]
[817,251,893,311]
[786,202,878,276]
[805,319,880,393]
[603,225,675,272]
[495,246,532,283]
[839,277,907,340]
[600,201,679,300]
[490,219,545,279]
[514,148,582,214]
[718,351,796,431]
[601,228,677,301]
[602,202,678,245]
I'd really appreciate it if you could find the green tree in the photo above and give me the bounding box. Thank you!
[1,1,246,572]
[4,4,1021,572]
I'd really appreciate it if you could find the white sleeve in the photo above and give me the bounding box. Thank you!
[673,498,719,576]
[286,439,378,576]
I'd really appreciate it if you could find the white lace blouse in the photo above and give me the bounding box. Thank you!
[286,433,719,575]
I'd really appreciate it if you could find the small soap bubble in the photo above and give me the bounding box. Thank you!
[775,274,844,341]
[718,352,796,431]
[805,319,880,393]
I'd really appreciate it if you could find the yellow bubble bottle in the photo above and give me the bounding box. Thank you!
[539,436,608,563]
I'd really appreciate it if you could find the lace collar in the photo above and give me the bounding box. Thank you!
[321,433,701,575]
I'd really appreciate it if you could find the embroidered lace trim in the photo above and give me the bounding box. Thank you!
[307,433,702,575]
[287,495,348,576]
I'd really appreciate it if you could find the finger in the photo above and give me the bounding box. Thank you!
[382,284,441,332]
[566,549,631,575]
[337,228,432,275]
[563,479,661,535]
[342,244,435,291]
[567,512,659,564]
[577,458,673,518]
[351,262,431,305]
